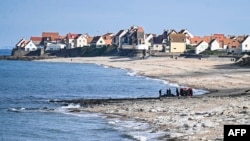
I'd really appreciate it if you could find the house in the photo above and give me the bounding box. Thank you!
[195,41,209,54]
[209,39,221,51]
[169,34,186,53]
[240,36,250,53]
[224,38,241,54]
[15,38,26,49]
[179,29,194,45]
[24,40,37,51]
[179,29,194,38]
[74,34,88,47]
[212,34,225,42]
[144,34,155,49]
[102,33,114,46]
[113,29,128,48]
[151,35,164,51]
[46,43,66,51]
[90,36,106,48]
[121,26,145,50]
[42,32,60,41]
[87,36,94,46]
[30,37,43,48]
[190,36,212,46]
[65,33,80,49]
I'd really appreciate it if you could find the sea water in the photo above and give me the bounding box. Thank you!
[0,52,207,141]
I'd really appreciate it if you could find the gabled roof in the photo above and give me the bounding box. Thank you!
[87,37,94,44]
[115,30,125,36]
[16,38,26,47]
[152,35,163,44]
[137,27,144,32]
[42,32,59,41]
[209,39,218,44]
[103,32,114,37]
[239,35,249,43]
[170,34,185,42]
[76,34,86,39]
[30,36,43,42]
[91,36,102,44]
[66,33,80,39]
[196,40,208,47]
[168,29,177,36]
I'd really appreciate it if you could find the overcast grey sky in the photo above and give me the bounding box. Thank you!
[0,0,250,48]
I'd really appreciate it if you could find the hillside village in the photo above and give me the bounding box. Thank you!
[13,25,250,57]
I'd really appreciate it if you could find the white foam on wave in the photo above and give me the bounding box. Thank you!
[8,107,26,112]
[127,71,137,77]
[107,118,166,141]
[53,103,103,118]
[61,103,81,109]
[103,65,110,68]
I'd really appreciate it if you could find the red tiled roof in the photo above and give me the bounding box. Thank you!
[42,32,59,41]
[137,27,144,32]
[30,36,42,41]
[87,37,94,44]
[66,33,80,39]
[223,38,240,48]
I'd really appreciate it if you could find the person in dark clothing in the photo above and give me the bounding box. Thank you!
[168,88,171,95]
[189,88,193,97]
[159,89,162,97]
[186,88,190,96]
[180,88,183,96]
[176,88,179,96]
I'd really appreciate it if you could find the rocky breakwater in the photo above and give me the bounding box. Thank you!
[0,55,57,61]
[72,95,250,140]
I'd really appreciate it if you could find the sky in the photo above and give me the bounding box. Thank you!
[0,0,250,48]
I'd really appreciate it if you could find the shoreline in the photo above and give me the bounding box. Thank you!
[38,56,250,140]
[36,56,250,96]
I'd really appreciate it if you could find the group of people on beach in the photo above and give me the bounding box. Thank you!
[159,87,193,97]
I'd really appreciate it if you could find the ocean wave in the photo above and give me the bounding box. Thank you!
[107,118,165,141]
[126,71,137,77]
[8,107,26,112]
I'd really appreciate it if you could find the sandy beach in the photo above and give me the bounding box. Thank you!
[38,56,250,140]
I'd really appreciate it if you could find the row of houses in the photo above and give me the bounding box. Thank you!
[15,26,250,54]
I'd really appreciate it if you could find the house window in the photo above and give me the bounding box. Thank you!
[246,44,248,47]
[100,41,103,43]
[79,40,81,42]
[174,48,176,50]
[30,44,32,46]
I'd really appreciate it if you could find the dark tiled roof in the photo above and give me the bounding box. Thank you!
[152,35,163,44]
[91,36,101,44]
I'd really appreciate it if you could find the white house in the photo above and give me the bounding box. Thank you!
[74,34,87,47]
[144,34,154,49]
[46,43,66,51]
[179,29,194,38]
[195,41,209,54]
[66,33,79,49]
[90,36,106,48]
[15,38,26,49]
[24,41,37,51]
[209,39,221,51]
[241,36,250,53]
